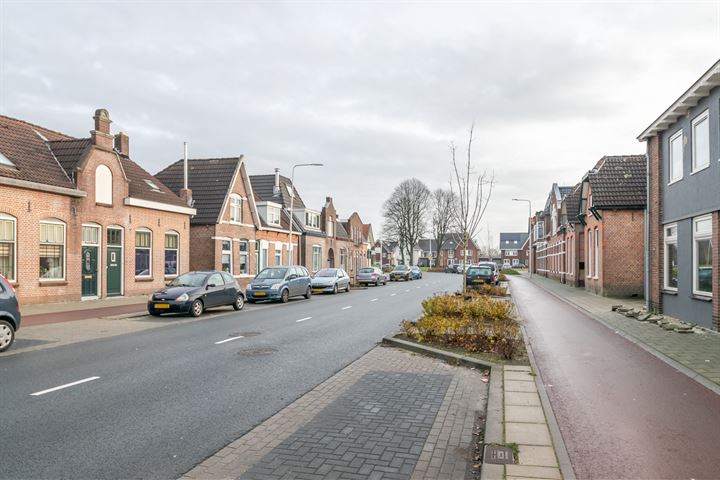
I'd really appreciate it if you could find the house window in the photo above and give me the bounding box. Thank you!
[221,240,232,274]
[327,220,334,237]
[512,259,519,266]
[0,214,16,282]
[164,232,179,276]
[594,228,600,278]
[669,130,683,183]
[261,244,268,269]
[230,195,243,223]
[312,245,322,272]
[39,220,65,280]
[135,229,152,277]
[239,240,248,274]
[693,215,712,296]
[95,165,113,205]
[268,207,281,225]
[255,240,260,273]
[691,110,710,172]
[275,246,282,266]
[340,248,347,269]
[552,209,558,233]
[587,231,593,277]
[305,211,320,229]
[0,150,14,167]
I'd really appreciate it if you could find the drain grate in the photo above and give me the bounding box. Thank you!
[237,347,277,356]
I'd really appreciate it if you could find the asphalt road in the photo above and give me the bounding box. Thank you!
[0,272,460,479]
[511,276,720,479]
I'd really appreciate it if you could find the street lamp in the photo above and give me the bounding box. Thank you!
[512,198,532,278]
[287,163,323,265]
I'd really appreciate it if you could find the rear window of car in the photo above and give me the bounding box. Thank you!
[359,268,374,274]
[468,267,491,275]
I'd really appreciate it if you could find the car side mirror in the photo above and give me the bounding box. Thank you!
[207,283,216,289]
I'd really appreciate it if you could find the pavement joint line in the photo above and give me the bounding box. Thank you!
[214,335,244,345]
[296,317,313,323]
[30,376,101,396]
[341,306,353,310]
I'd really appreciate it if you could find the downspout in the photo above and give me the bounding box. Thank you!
[644,150,650,310]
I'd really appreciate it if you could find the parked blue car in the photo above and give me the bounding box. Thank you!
[0,273,21,352]
[410,266,423,280]
[246,266,312,303]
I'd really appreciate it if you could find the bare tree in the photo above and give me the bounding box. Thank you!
[429,188,456,268]
[449,124,495,291]
[382,179,431,265]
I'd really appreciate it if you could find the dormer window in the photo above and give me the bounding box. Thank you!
[230,195,243,223]
[268,206,281,225]
[144,179,162,193]
[305,211,320,229]
[0,151,14,167]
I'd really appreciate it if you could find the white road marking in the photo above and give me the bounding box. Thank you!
[30,376,100,396]
[296,316,312,323]
[341,306,353,310]
[215,335,244,345]
[370,298,378,302]
[391,293,397,296]
[405,289,410,292]
[416,286,421,289]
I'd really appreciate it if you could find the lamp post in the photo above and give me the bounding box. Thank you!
[287,163,323,265]
[512,198,532,278]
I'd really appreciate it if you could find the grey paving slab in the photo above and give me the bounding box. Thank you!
[504,405,546,424]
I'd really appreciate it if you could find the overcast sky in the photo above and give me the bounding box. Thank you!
[1,1,719,248]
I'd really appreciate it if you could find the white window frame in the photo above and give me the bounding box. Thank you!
[312,245,322,272]
[305,211,320,230]
[135,228,153,278]
[327,220,334,237]
[587,231,593,278]
[0,213,17,282]
[95,164,113,205]
[221,239,233,274]
[663,224,678,291]
[39,219,67,281]
[691,109,710,173]
[229,194,243,223]
[692,215,712,297]
[275,247,282,266]
[238,239,249,274]
[668,129,684,184]
[164,231,180,277]
[594,228,600,279]
[268,206,281,225]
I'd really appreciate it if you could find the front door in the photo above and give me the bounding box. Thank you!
[81,246,98,297]
[107,247,122,296]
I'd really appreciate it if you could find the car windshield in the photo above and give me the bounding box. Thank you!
[168,272,208,287]
[394,265,409,271]
[359,268,375,274]
[315,269,337,277]
[255,268,288,280]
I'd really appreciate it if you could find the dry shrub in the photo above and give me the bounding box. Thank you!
[469,284,507,296]
[402,293,521,359]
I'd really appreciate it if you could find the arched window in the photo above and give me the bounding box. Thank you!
[0,213,16,281]
[95,165,113,205]
[40,219,66,280]
[135,228,152,277]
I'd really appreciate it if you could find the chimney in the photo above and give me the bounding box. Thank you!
[273,168,280,197]
[91,108,113,149]
[179,142,192,207]
[114,132,129,156]
[326,196,332,204]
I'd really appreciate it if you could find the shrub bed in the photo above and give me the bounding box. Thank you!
[402,293,522,359]
[501,268,520,275]
[467,284,507,296]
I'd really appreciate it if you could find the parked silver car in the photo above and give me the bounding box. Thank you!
[478,262,500,285]
[357,267,388,287]
[311,268,351,294]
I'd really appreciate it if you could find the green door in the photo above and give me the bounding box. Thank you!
[81,246,98,297]
[107,246,122,296]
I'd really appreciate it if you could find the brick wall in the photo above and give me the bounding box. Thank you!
[647,135,663,312]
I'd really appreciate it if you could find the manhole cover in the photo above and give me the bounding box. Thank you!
[482,444,515,464]
[238,347,277,356]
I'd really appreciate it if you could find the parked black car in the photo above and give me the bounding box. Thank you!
[0,273,20,352]
[466,265,495,287]
[148,271,245,317]
[445,264,459,274]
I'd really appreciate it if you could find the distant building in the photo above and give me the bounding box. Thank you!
[499,232,529,268]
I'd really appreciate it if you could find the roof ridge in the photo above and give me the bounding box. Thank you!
[0,114,75,140]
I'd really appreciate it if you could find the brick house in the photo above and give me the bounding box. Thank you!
[577,155,646,297]
[435,233,480,268]
[534,184,573,281]
[499,232,529,268]
[156,157,261,288]
[0,109,195,305]
[373,240,397,267]
[340,213,373,277]
[559,183,584,287]
[638,59,720,330]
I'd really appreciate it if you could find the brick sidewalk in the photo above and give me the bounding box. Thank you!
[182,346,488,480]
[523,274,720,388]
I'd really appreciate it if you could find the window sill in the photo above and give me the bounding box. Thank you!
[661,289,678,296]
[667,178,683,186]
[135,277,154,282]
[690,164,710,175]
[691,294,712,302]
[39,280,68,287]
[95,202,113,208]
[164,275,178,279]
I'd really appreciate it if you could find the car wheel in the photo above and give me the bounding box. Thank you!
[345,283,350,293]
[304,287,312,299]
[281,289,290,303]
[190,299,204,318]
[375,280,380,287]
[332,284,338,294]
[0,319,15,352]
[233,295,245,311]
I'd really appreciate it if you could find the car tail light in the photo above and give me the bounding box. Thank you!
[0,273,15,294]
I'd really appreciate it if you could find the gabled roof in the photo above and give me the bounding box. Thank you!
[639,58,720,140]
[563,183,582,223]
[499,232,529,250]
[0,114,76,189]
[335,220,350,239]
[47,138,91,178]
[249,174,306,209]
[119,154,188,208]
[440,233,479,250]
[156,157,241,223]
[586,155,647,209]
[418,239,437,252]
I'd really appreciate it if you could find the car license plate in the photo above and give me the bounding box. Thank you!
[474,279,483,284]
[254,292,266,297]
[155,303,170,309]
[313,288,323,293]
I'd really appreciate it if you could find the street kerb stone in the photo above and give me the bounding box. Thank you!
[504,370,535,382]
[180,346,488,480]
[504,391,541,407]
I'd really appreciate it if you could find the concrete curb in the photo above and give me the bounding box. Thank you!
[381,335,498,370]
[521,325,576,480]
[521,277,720,397]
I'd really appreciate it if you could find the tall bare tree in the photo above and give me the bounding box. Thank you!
[450,124,495,291]
[382,179,431,265]
[429,188,456,268]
